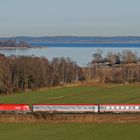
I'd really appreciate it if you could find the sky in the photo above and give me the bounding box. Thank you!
[0,0,140,37]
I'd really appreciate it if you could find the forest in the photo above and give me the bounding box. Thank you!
[0,49,140,94]
[0,54,82,94]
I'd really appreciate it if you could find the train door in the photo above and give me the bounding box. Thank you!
[94,105,99,113]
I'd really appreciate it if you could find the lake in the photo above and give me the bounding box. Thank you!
[0,43,140,66]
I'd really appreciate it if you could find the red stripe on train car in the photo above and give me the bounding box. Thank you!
[100,104,140,106]
[33,104,98,106]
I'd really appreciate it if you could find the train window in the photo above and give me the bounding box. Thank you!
[58,106,62,109]
[85,106,89,110]
[46,106,49,109]
[67,106,70,110]
[99,106,104,109]
[54,106,57,109]
[33,106,40,109]
[90,106,93,110]
[130,106,135,109]
[47,107,52,110]
[45,106,49,109]
[71,106,73,110]
[43,106,47,109]
[88,106,91,109]
[78,106,81,110]
[133,106,136,109]
[86,106,89,109]
[121,106,124,109]
[91,106,93,109]
[135,106,139,109]
[62,106,65,109]
[92,106,95,109]
[66,106,70,109]
[116,106,120,109]
[111,106,115,109]
[73,106,76,110]
[83,106,87,110]
[69,106,72,110]
[70,106,73,110]
[125,106,129,109]
[83,107,86,110]
[106,106,110,110]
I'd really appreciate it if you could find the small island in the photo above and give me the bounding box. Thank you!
[0,40,30,49]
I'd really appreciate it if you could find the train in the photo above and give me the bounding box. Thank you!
[0,104,140,114]
[0,104,30,114]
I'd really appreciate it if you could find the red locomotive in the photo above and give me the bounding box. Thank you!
[0,104,30,114]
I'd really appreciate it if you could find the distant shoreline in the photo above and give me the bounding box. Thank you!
[2,36,140,44]
[0,46,48,50]
[0,47,28,50]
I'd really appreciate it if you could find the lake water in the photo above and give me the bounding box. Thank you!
[0,43,140,66]
[31,42,140,48]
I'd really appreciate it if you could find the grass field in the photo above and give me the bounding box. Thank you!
[0,84,140,104]
[0,123,140,140]
[0,84,140,140]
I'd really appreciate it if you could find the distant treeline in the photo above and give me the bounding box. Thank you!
[0,40,30,48]
[1,36,140,43]
[85,49,140,83]
[0,54,83,94]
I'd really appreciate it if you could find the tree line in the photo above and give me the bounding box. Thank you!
[0,54,83,94]
[86,49,140,83]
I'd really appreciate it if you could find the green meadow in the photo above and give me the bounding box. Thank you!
[0,84,140,104]
[0,123,140,140]
[0,84,140,140]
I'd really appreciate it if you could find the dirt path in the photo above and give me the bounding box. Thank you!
[0,114,140,123]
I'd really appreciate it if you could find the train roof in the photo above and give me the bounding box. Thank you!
[99,104,140,106]
[32,104,98,106]
[32,104,140,106]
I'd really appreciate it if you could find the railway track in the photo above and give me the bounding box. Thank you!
[0,113,140,123]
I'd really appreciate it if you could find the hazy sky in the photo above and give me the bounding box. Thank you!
[0,0,140,37]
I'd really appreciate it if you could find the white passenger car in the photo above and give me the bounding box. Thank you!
[99,104,140,113]
[32,104,99,113]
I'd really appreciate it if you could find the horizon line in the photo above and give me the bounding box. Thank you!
[1,35,140,38]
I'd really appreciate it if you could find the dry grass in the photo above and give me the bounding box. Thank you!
[0,114,140,123]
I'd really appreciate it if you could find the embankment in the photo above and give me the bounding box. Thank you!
[0,114,140,123]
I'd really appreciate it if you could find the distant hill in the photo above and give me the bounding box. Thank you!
[0,40,30,48]
[1,36,140,43]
